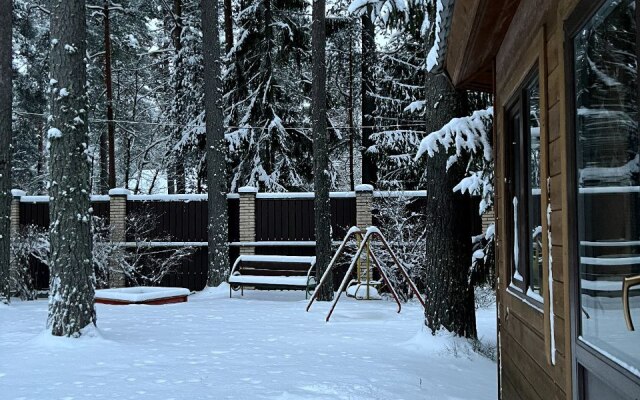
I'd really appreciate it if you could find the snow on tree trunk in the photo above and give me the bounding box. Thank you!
[47,0,96,337]
[422,3,476,339]
[0,0,12,302]
[202,0,229,286]
[312,0,333,301]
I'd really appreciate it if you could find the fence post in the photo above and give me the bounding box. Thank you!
[238,186,257,256]
[108,188,130,287]
[355,184,373,229]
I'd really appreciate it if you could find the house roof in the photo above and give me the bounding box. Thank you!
[435,0,521,91]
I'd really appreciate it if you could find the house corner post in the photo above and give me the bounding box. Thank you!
[108,188,130,288]
[238,186,257,256]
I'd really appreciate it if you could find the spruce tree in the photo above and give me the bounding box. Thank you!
[224,0,313,192]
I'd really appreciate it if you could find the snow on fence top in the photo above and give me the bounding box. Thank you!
[108,188,131,196]
[355,184,374,192]
[17,186,637,204]
[238,186,259,193]
[18,190,429,203]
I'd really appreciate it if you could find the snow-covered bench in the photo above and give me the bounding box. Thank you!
[228,255,316,298]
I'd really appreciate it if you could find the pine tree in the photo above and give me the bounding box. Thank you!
[47,0,96,337]
[313,0,333,301]
[421,2,476,339]
[0,0,13,302]
[202,0,229,286]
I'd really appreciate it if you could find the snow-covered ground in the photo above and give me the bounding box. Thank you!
[0,287,498,400]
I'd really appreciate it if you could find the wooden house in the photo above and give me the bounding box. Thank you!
[435,0,640,398]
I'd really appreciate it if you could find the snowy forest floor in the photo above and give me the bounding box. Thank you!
[0,286,498,400]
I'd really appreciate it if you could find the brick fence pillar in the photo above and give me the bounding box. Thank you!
[108,188,130,287]
[238,186,257,256]
[355,184,373,229]
[9,190,25,285]
[482,207,495,232]
[10,189,24,237]
[355,185,374,286]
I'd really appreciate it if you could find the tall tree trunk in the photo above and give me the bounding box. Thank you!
[171,0,186,194]
[0,0,13,302]
[360,15,377,185]
[348,23,355,191]
[223,0,233,54]
[103,0,116,190]
[423,6,476,339]
[312,0,333,301]
[202,0,229,286]
[48,0,96,337]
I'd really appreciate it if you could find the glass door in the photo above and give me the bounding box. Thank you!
[569,0,640,398]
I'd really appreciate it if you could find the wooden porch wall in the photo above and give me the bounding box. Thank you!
[493,1,581,399]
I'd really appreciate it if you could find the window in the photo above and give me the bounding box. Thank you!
[506,70,544,302]
[572,0,640,376]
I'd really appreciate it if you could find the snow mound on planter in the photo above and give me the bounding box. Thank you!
[95,287,190,303]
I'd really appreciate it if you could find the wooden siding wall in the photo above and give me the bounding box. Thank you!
[493,0,581,399]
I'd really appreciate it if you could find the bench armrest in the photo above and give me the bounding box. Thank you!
[228,256,244,280]
[306,262,316,284]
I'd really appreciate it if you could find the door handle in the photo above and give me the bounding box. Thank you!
[623,275,640,331]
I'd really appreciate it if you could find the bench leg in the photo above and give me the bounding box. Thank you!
[229,284,232,298]
[241,285,244,296]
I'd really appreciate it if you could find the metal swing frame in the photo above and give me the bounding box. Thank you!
[306,226,426,322]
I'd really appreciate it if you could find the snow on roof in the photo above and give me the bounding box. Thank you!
[427,0,456,74]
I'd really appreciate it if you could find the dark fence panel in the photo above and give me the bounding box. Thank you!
[20,201,49,228]
[126,199,239,243]
[20,200,110,290]
[255,197,356,241]
[331,198,357,239]
[256,198,314,241]
[17,193,436,292]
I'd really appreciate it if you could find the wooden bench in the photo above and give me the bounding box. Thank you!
[228,255,317,298]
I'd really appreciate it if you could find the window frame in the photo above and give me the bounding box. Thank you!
[505,66,545,304]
